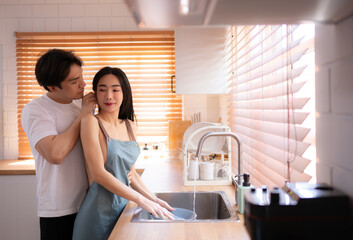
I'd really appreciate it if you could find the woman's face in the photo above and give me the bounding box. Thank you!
[96,74,123,113]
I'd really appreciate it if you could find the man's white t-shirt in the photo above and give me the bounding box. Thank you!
[21,94,88,217]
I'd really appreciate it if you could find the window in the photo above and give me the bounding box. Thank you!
[225,25,316,187]
[16,31,181,160]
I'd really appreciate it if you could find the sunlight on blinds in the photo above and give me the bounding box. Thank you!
[16,31,181,159]
[225,25,316,188]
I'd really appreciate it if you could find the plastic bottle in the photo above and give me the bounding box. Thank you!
[236,173,252,214]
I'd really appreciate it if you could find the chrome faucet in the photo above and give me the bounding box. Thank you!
[195,131,242,184]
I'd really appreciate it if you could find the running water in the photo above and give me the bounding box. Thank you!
[192,156,199,213]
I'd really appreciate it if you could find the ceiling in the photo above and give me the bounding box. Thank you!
[124,0,353,28]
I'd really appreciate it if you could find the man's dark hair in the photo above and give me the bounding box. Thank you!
[35,49,82,91]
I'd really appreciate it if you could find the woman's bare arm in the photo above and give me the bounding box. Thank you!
[80,115,173,219]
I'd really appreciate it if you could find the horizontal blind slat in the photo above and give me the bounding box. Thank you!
[229,109,310,125]
[229,97,309,110]
[231,81,307,101]
[232,124,310,158]
[230,66,307,94]
[230,116,310,141]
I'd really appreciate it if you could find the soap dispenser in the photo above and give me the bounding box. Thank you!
[236,173,252,214]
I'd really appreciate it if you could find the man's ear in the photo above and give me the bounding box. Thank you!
[47,86,57,92]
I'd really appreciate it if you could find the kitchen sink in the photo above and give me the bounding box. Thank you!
[131,191,239,222]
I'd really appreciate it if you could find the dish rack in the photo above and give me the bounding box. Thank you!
[182,122,232,186]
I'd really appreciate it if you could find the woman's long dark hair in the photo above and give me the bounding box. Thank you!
[93,67,135,122]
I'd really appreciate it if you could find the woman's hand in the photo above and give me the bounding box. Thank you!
[138,196,174,220]
[155,197,175,212]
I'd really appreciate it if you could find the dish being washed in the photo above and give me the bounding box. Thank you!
[151,208,197,221]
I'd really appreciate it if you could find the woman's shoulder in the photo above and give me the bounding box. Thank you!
[126,119,135,125]
[125,119,136,127]
[125,119,137,133]
[81,114,98,126]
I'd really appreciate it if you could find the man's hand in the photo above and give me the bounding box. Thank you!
[81,92,97,116]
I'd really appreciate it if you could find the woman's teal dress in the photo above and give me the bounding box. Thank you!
[73,117,140,240]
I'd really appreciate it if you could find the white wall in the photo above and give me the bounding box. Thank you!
[0,175,38,240]
[315,16,353,201]
[183,94,224,124]
[0,0,139,159]
[0,45,3,160]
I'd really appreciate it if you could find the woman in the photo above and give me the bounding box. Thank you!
[73,67,174,240]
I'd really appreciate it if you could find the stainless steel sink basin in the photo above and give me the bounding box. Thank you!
[131,191,239,222]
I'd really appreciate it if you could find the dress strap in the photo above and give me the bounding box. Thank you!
[94,115,110,140]
[124,119,136,142]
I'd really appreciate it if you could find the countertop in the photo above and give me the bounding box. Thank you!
[109,150,250,240]
[0,159,35,175]
[0,151,250,240]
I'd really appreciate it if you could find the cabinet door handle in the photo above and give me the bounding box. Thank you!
[171,75,176,93]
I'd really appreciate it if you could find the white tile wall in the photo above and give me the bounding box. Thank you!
[85,16,98,31]
[32,5,58,18]
[6,5,32,18]
[59,4,85,17]
[334,17,353,60]
[111,3,131,16]
[32,18,45,31]
[85,4,111,16]
[315,162,332,185]
[45,17,59,31]
[314,24,336,65]
[331,57,353,114]
[19,18,32,31]
[330,115,353,171]
[0,0,138,159]
[124,16,139,30]
[4,109,16,124]
[316,114,333,165]
[58,18,72,31]
[0,18,6,44]
[18,0,45,4]
[98,16,112,31]
[316,15,353,200]
[111,16,124,30]
[315,66,331,113]
[46,0,71,3]
[0,0,19,5]
[72,17,85,31]
[332,166,353,199]
[73,0,98,4]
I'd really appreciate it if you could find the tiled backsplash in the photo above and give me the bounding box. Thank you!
[315,15,353,200]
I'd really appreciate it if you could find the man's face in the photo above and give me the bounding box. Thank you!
[50,64,86,103]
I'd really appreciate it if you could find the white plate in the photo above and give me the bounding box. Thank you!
[151,207,197,220]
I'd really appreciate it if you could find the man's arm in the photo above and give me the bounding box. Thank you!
[35,93,96,164]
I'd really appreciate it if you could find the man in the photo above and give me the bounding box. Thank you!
[21,49,96,239]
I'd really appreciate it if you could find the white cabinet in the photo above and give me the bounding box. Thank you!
[0,175,39,240]
[175,27,228,94]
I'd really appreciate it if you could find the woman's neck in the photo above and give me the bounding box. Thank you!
[97,110,121,126]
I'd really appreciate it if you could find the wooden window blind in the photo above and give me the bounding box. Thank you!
[16,31,181,160]
[225,25,316,187]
